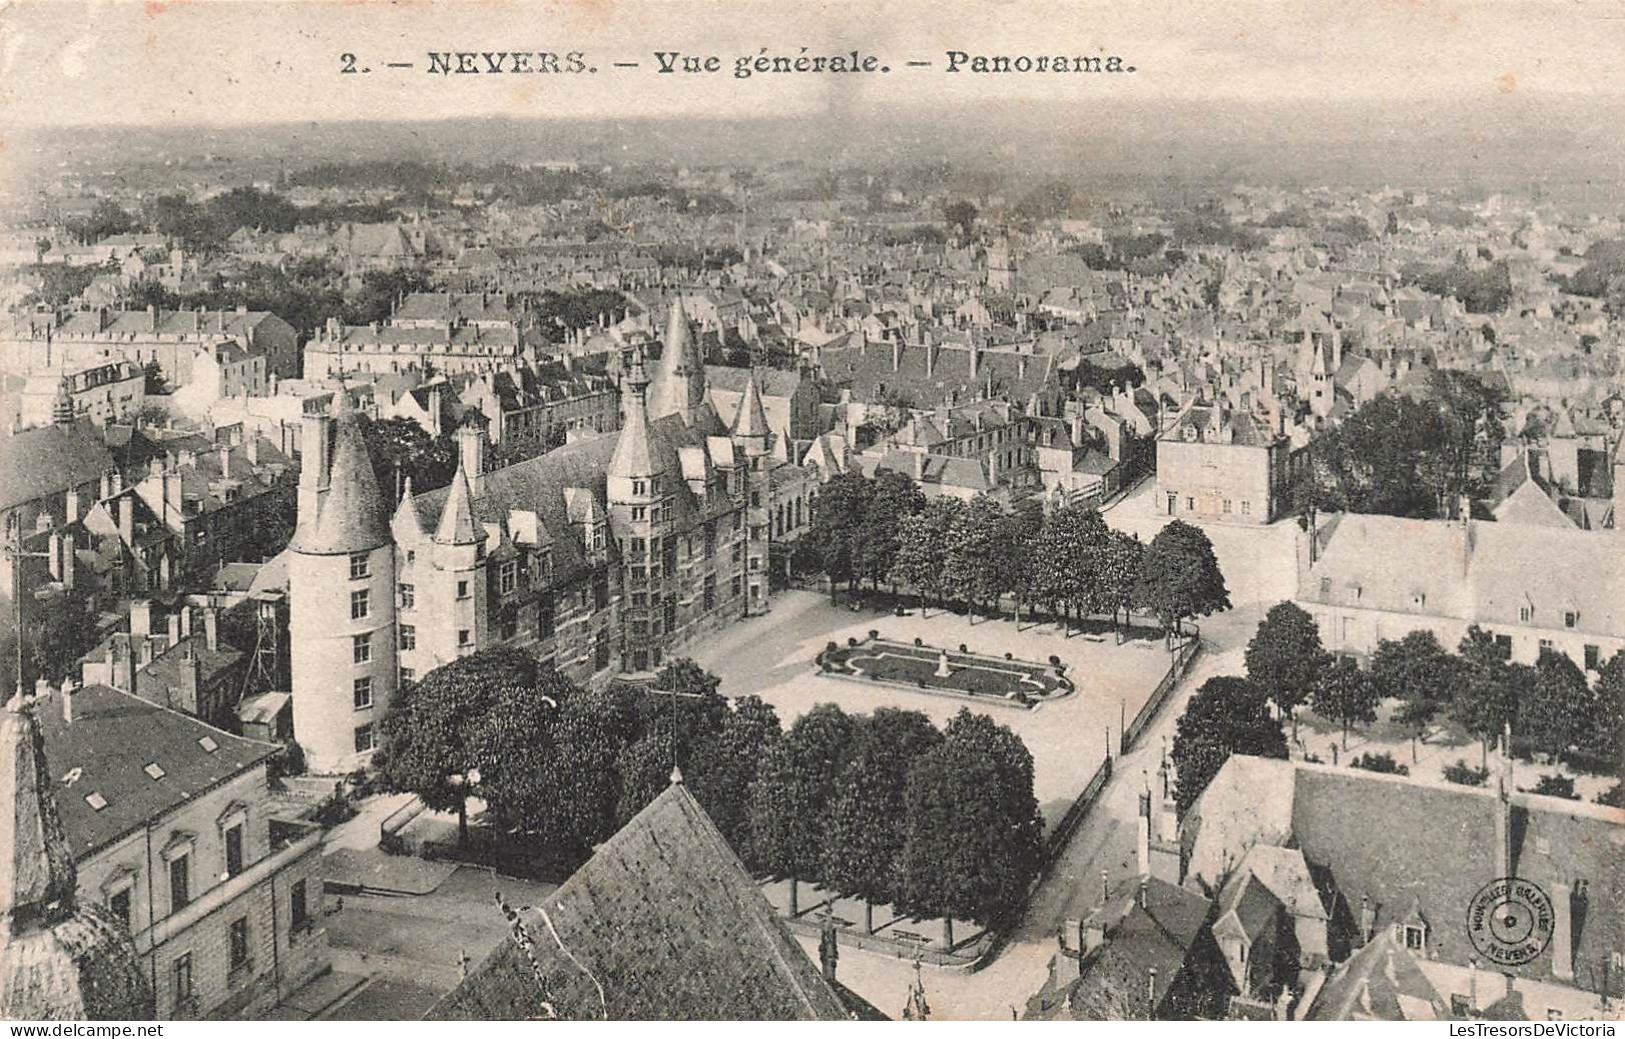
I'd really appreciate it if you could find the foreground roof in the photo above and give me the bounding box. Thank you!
[431,781,853,1021]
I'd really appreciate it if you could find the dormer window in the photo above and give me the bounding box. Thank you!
[1564,611,1578,629]
[1519,605,1534,623]
[1402,923,1426,952]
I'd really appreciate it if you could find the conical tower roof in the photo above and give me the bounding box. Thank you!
[648,297,710,423]
[610,346,657,481]
[731,368,771,439]
[0,694,151,1020]
[391,475,424,538]
[291,394,392,555]
[433,463,484,546]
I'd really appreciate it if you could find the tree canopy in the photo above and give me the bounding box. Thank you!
[1133,520,1230,633]
[1171,676,1287,816]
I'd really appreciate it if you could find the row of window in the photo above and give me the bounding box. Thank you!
[1166,493,1251,516]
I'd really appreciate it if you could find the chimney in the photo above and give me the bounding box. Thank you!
[1136,787,1152,880]
[219,445,233,474]
[167,612,182,645]
[60,678,76,724]
[1551,882,1573,981]
[203,606,219,652]
[892,337,903,372]
[1495,724,1513,880]
[64,488,80,524]
[1358,893,1374,946]
[1146,967,1158,1016]
[118,495,134,546]
[111,635,135,693]
[458,420,488,499]
[245,435,259,466]
[1083,920,1104,962]
[130,600,153,639]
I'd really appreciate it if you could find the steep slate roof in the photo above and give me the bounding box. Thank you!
[33,684,278,859]
[1186,757,1625,991]
[1026,876,1221,1020]
[1307,930,1448,1021]
[0,423,116,512]
[431,781,853,1021]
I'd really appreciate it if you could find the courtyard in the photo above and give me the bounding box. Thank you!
[691,589,1173,829]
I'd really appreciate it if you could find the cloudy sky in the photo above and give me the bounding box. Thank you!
[1,0,1622,128]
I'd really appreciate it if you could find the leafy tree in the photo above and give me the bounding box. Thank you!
[611,660,729,825]
[473,666,577,834]
[528,682,645,860]
[1132,520,1230,634]
[749,704,855,915]
[0,585,101,692]
[901,709,1043,946]
[1590,651,1625,762]
[1311,656,1382,749]
[1028,504,1098,629]
[66,200,139,244]
[1370,630,1462,756]
[802,471,874,600]
[1522,650,1597,762]
[1244,602,1327,732]
[377,648,541,844]
[823,709,942,933]
[890,497,963,613]
[1452,626,1525,764]
[1013,180,1075,223]
[1171,676,1287,816]
[1300,373,1504,519]
[1003,498,1045,625]
[142,359,169,396]
[357,414,459,498]
[943,494,1015,620]
[943,200,978,243]
[1097,530,1144,629]
[859,469,925,590]
[687,695,783,868]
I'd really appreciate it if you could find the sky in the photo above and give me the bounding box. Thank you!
[2,0,1624,129]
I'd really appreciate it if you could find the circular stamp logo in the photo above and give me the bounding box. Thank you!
[1467,877,1555,967]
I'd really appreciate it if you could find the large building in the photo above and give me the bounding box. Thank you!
[287,301,824,773]
[1156,403,1292,525]
[1,690,152,1021]
[1296,511,1624,673]
[1,306,297,383]
[28,681,327,1020]
[300,293,535,379]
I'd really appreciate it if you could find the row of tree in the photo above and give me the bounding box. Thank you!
[797,471,1231,635]
[1243,602,1624,764]
[1174,603,1624,817]
[378,650,1044,940]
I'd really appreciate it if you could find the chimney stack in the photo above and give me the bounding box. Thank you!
[130,600,153,639]
[60,678,76,724]
[203,607,219,653]
[1136,787,1152,880]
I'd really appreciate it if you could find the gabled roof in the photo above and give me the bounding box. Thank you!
[1026,876,1220,1020]
[431,781,853,1021]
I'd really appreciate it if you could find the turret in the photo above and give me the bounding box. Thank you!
[287,392,398,773]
